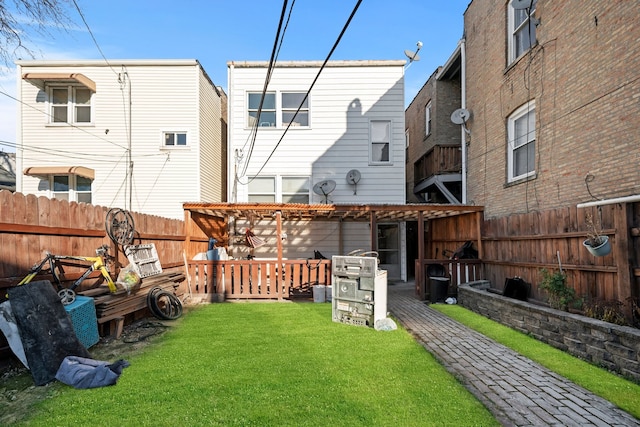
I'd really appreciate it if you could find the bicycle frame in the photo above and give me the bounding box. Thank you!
[17,245,117,294]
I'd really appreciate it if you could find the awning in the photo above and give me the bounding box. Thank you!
[22,73,96,92]
[23,166,95,180]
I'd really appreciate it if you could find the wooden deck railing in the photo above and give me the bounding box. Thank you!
[415,259,483,300]
[185,259,332,301]
[413,144,462,182]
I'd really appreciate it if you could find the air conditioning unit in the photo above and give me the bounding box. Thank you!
[331,255,387,328]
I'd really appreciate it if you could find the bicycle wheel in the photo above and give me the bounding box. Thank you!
[105,208,135,246]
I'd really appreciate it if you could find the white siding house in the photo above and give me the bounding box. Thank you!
[16,59,226,220]
[227,60,407,279]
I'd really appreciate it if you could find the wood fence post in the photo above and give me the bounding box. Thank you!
[614,202,633,322]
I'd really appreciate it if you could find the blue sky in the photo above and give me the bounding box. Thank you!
[0,0,470,152]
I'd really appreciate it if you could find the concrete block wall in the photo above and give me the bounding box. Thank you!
[459,281,640,383]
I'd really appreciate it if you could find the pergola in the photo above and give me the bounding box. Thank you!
[182,202,484,292]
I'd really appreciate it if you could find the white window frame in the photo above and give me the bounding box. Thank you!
[51,174,92,203]
[508,0,538,64]
[247,175,310,203]
[369,120,392,165]
[162,131,188,148]
[425,101,432,136]
[405,129,409,164]
[247,92,276,128]
[281,176,310,203]
[248,176,276,202]
[507,100,536,182]
[281,92,309,128]
[48,85,93,125]
[246,91,310,129]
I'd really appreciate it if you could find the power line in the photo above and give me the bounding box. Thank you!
[0,89,128,150]
[71,0,118,76]
[250,0,363,179]
[239,0,292,178]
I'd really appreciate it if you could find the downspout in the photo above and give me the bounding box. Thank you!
[16,64,23,193]
[460,37,468,204]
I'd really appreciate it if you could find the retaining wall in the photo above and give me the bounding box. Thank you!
[458,281,640,383]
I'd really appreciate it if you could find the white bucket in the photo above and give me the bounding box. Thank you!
[312,285,326,303]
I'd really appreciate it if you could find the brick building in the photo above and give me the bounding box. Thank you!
[405,60,462,204]
[463,0,640,218]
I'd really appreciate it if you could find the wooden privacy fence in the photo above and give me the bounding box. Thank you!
[185,259,332,301]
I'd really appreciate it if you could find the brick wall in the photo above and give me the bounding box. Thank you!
[405,69,462,203]
[464,0,640,218]
[459,281,640,383]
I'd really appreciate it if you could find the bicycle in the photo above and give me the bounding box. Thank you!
[16,244,118,305]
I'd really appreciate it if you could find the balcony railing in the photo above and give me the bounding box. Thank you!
[414,144,461,182]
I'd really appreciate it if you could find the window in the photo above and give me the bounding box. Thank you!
[248,177,276,202]
[247,176,310,203]
[51,175,92,203]
[282,177,309,203]
[163,132,187,147]
[405,130,409,164]
[507,101,535,182]
[49,86,92,124]
[509,0,537,63]
[247,91,309,128]
[370,120,391,164]
[282,92,309,127]
[425,101,432,136]
[248,92,276,127]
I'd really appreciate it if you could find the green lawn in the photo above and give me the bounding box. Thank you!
[432,304,640,419]
[15,303,498,427]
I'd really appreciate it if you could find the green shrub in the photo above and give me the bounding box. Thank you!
[538,268,577,311]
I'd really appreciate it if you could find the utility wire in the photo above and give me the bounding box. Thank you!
[0,90,128,150]
[239,0,291,178]
[71,0,118,76]
[249,0,363,180]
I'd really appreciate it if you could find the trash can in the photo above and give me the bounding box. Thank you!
[429,277,450,304]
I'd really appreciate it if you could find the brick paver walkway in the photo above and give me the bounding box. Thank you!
[386,283,639,426]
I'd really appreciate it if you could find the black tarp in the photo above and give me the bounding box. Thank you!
[8,280,91,386]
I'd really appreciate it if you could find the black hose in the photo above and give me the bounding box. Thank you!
[147,287,183,320]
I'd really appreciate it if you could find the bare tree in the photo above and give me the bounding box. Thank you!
[0,0,73,66]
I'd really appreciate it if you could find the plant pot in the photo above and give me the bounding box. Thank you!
[583,235,611,257]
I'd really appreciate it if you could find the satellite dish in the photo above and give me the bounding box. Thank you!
[404,41,423,67]
[512,0,534,10]
[404,49,421,62]
[450,108,471,125]
[346,169,361,195]
[346,169,361,185]
[312,179,336,203]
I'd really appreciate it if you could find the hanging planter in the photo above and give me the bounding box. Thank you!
[583,235,611,257]
[583,211,611,257]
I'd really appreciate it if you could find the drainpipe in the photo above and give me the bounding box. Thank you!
[460,37,467,204]
[576,194,640,208]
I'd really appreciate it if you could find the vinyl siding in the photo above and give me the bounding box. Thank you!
[228,62,406,204]
[232,219,370,261]
[17,60,224,219]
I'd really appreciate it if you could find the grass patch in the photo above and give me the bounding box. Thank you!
[432,304,640,418]
[16,303,498,426]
